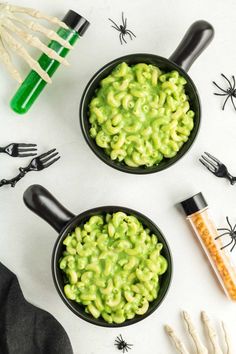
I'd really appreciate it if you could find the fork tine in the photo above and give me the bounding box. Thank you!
[201,154,217,169]
[17,143,37,147]
[43,156,60,168]
[204,152,221,164]
[18,153,38,158]
[38,148,56,159]
[18,148,38,152]
[40,152,59,163]
[199,158,216,173]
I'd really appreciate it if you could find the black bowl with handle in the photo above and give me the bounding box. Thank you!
[23,184,173,327]
[80,20,214,174]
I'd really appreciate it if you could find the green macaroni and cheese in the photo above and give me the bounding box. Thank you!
[59,212,168,324]
[88,62,195,167]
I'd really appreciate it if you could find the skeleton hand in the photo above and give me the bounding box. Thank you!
[0,3,73,83]
[165,311,232,354]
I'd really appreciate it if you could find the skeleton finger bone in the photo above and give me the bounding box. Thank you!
[1,27,51,83]
[0,36,22,82]
[201,312,223,354]
[182,311,208,354]
[4,4,69,29]
[8,15,73,50]
[165,325,190,354]
[3,19,69,66]
[221,321,232,354]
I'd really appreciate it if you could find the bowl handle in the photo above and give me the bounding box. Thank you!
[23,184,75,233]
[169,20,214,72]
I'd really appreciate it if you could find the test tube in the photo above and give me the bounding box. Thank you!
[180,192,236,301]
[10,10,90,114]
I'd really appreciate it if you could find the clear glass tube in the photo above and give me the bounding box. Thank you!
[187,208,236,301]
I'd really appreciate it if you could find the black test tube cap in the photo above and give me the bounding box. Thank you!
[180,192,208,217]
[63,10,90,36]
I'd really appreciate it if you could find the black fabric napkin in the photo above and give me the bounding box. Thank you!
[0,262,73,354]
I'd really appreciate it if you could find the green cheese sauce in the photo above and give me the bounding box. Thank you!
[89,62,195,167]
[59,212,168,324]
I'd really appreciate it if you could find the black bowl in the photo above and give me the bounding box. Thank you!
[80,21,214,174]
[24,185,173,327]
[80,53,201,174]
[52,205,173,327]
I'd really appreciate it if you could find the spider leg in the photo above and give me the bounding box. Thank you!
[226,216,233,230]
[231,240,236,252]
[108,18,120,30]
[214,93,228,96]
[119,32,123,45]
[222,94,231,110]
[122,12,126,28]
[126,31,133,41]
[232,75,236,90]
[230,95,236,111]
[126,29,136,38]
[217,228,230,231]
[121,33,127,44]
[233,223,236,232]
[213,81,228,94]
[215,232,230,240]
[221,73,233,90]
[221,238,234,250]
[119,334,124,341]
[111,25,121,32]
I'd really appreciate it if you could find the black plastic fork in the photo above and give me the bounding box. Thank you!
[0,143,37,157]
[199,152,236,185]
[0,149,60,188]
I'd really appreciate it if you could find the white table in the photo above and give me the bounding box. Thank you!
[1,0,236,353]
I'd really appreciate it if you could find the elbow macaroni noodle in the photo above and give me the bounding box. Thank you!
[59,212,168,324]
[88,62,195,167]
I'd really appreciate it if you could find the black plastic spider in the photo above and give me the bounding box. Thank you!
[114,335,133,353]
[108,12,136,45]
[213,73,236,111]
[216,216,236,252]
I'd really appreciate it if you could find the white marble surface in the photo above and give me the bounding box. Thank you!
[1,0,236,353]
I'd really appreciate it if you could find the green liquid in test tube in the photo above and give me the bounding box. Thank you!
[10,10,90,114]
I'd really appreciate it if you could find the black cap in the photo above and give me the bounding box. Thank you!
[63,10,90,36]
[180,192,208,216]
